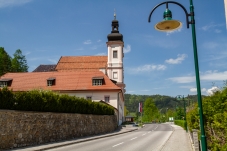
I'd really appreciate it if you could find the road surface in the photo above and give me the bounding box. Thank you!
[47,123,173,151]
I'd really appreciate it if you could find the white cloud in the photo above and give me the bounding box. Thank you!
[190,88,206,93]
[75,48,83,51]
[48,59,58,64]
[141,89,150,92]
[201,23,224,31]
[214,29,222,33]
[165,54,187,64]
[123,45,131,53]
[168,70,227,83]
[166,27,182,36]
[25,51,31,56]
[190,88,197,92]
[83,40,92,44]
[95,53,106,56]
[168,76,195,83]
[207,86,220,96]
[144,35,180,49]
[97,40,101,42]
[129,64,166,73]
[0,0,32,8]
[202,42,219,50]
[90,46,97,50]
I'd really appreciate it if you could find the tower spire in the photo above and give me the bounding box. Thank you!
[114,9,116,20]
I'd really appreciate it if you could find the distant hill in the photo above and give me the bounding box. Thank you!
[124,94,200,113]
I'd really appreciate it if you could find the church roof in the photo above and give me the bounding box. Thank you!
[55,56,107,71]
[33,64,56,72]
[0,71,121,92]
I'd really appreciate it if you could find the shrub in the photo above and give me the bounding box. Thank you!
[174,120,187,130]
[0,88,114,115]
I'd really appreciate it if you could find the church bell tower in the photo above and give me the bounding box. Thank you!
[106,13,126,92]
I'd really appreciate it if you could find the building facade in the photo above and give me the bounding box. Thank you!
[0,16,126,125]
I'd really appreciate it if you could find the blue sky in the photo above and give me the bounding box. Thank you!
[0,0,226,97]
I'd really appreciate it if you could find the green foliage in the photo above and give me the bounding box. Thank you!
[142,98,159,122]
[175,107,185,120]
[187,87,227,150]
[11,49,28,72]
[124,106,129,116]
[0,47,12,76]
[174,120,187,130]
[124,94,198,113]
[0,88,114,115]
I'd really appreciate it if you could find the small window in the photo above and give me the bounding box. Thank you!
[47,80,53,86]
[92,76,104,86]
[0,79,12,88]
[0,81,7,88]
[47,78,55,86]
[113,72,118,79]
[104,96,110,103]
[86,96,92,100]
[93,79,103,85]
[113,51,117,58]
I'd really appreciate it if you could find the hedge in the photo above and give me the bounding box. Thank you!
[174,120,187,130]
[0,87,114,115]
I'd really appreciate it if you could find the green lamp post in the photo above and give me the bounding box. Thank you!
[148,0,207,151]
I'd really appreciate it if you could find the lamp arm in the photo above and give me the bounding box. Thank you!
[148,1,192,28]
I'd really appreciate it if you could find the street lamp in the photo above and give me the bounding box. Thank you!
[177,95,188,132]
[148,0,207,151]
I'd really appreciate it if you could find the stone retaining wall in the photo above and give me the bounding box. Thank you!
[0,110,117,150]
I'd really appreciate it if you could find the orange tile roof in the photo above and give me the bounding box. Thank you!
[0,71,121,92]
[55,56,107,71]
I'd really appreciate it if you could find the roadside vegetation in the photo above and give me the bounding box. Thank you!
[125,85,227,150]
[187,84,227,151]
[0,88,114,115]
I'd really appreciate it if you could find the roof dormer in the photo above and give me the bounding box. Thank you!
[0,79,13,88]
[92,76,105,86]
[47,77,55,86]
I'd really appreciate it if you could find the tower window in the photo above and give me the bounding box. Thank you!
[113,51,118,58]
[113,72,118,79]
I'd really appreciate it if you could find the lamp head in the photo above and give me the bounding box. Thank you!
[155,8,182,32]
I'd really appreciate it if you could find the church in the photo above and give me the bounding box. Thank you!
[0,15,126,125]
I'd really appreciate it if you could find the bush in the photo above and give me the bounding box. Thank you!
[174,120,187,130]
[186,86,227,150]
[0,88,114,115]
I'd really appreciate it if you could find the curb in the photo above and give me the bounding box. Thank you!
[31,128,138,151]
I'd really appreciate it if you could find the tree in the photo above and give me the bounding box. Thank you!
[11,49,28,72]
[142,98,159,122]
[124,106,129,116]
[0,47,11,76]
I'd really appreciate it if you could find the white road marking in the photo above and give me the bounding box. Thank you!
[148,131,151,133]
[142,133,146,136]
[130,137,137,140]
[113,142,124,147]
[154,125,158,130]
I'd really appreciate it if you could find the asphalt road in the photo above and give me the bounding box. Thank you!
[46,124,173,151]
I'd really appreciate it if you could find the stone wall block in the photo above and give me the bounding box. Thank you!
[0,110,117,150]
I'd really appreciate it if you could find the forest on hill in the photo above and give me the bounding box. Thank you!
[124,93,199,114]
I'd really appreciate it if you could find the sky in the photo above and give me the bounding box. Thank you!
[0,0,226,97]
